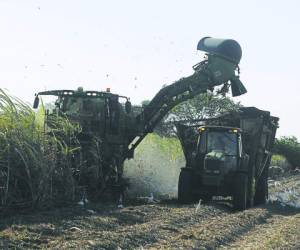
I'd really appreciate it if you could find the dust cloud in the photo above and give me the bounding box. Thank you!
[124,134,185,198]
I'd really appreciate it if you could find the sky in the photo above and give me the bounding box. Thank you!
[0,0,299,138]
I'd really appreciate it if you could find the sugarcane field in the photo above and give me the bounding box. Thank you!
[0,1,300,249]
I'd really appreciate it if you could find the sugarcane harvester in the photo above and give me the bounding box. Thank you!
[33,37,247,199]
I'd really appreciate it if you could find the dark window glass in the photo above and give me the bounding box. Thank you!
[207,131,238,156]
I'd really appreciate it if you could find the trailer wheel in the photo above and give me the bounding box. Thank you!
[178,169,193,204]
[254,166,268,205]
[233,174,248,211]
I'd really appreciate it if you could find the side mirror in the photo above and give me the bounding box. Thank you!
[33,95,40,109]
[125,100,132,114]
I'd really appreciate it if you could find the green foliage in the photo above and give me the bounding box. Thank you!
[153,92,240,136]
[136,133,183,161]
[271,154,290,171]
[274,136,300,169]
[0,89,80,209]
[170,92,241,121]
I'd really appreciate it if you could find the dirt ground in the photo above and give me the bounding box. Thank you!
[0,175,299,250]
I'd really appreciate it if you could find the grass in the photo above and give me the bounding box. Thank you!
[271,154,290,171]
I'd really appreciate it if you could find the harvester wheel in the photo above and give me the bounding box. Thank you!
[178,169,193,204]
[233,174,248,211]
[254,166,268,205]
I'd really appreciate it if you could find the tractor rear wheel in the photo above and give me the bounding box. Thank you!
[254,166,268,205]
[233,174,248,211]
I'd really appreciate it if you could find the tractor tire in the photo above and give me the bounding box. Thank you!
[233,173,248,211]
[254,167,268,205]
[178,169,193,204]
[247,176,255,208]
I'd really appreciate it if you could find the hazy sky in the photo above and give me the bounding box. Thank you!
[0,0,299,138]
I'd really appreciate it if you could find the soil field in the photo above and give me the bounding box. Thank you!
[0,175,299,250]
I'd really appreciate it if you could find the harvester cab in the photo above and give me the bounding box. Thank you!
[33,87,133,136]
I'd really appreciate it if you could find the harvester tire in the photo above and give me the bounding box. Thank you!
[178,169,193,204]
[233,174,248,211]
[254,166,268,205]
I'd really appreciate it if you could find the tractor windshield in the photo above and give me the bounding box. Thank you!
[207,131,238,156]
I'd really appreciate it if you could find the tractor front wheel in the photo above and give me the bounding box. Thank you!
[178,169,193,204]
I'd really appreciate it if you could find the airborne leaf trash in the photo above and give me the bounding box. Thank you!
[195,199,202,213]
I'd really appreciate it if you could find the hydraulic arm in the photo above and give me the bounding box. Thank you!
[126,37,247,158]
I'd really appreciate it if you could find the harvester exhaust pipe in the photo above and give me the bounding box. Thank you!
[197,37,247,97]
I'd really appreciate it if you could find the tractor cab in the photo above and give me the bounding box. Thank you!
[196,126,243,182]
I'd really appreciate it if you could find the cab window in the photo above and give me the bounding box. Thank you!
[207,131,238,156]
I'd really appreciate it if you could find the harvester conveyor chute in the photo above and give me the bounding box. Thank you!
[126,37,247,159]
